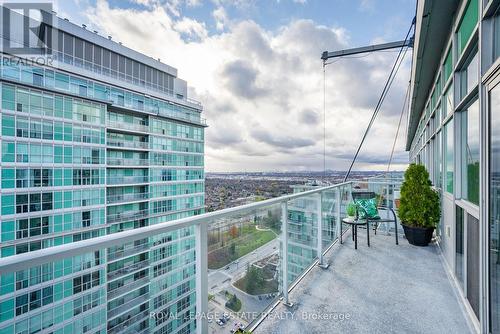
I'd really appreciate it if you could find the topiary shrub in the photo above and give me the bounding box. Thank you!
[346,202,357,217]
[398,164,441,228]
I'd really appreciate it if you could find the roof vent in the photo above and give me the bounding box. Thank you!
[108,35,112,40]
[93,30,98,34]
[64,18,69,21]
[82,24,87,29]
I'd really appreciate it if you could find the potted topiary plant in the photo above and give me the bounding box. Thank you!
[398,164,441,246]
[346,202,357,218]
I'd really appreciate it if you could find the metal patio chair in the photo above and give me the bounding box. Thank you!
[351,191,399,245]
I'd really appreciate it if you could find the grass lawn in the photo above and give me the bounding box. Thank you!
[234,272,279,295]
[235,230,275,258]
[207,227,276,269]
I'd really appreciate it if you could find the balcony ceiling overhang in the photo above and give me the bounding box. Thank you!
[406,0,459,150]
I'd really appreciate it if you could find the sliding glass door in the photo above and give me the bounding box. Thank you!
[489,79,500,333]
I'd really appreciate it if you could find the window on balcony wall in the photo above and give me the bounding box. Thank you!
[444,85,454,118]
[459,51,479,101]
[435,130,443,189]
[489,80,500,334]
[456,206,465,289]
[445,118,454,194]
[457,0,479,56]
[461,99,480,205]
[494,11,500,60]
[444,48,453,83]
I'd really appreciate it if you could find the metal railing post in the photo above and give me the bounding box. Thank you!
[281,201,293,307]
[195,222,208,334]
[385,183,391,235]
[336,188,341,241]
[317,192,329,269]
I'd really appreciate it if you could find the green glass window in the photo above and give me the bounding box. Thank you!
[54,122,63,141]
[1,142,15,162]
[55,96,64,118]
[1,84,15,110]
[445,119,454,193]
[1,169,15,189]
[2,115,15,137]
[463,100,479,205]
[444,49,453,82]
[457,0,478,56]
[55,73,69,91]
[1,195,15,215]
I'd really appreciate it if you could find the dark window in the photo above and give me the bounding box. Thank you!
[111,53,118,71]
[119,55,126,74]
[63,33,73,55]
[152,69,158,85]
[103,49,111,67]
[140,63,145,81]
[456,206,464,289]
[126,58,133,76]
[16,194,29,213]
[133,60,139,78]
[84,41,93,61]
[57,30,64,53]
[94,45,102,65]
[29,193,41,212]
[74,37,83,58]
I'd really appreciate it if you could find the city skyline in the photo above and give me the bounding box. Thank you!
[56,0,416,172]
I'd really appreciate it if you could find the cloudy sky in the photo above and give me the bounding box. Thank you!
[56,0,416,172]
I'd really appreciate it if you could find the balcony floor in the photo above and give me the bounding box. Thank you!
[255,229,473,334]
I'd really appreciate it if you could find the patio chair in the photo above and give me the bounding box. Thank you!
[351,191,399,245]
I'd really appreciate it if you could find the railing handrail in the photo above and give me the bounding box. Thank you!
[0,180,354,273]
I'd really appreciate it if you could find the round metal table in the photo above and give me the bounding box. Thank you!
[341,217,370,249]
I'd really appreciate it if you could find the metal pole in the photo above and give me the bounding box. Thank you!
[281,201,293,307]
[316,193,329,269]
[336,188,342,243]
[195,222,208,334]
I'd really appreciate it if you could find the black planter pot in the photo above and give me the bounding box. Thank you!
[402,224,434,246]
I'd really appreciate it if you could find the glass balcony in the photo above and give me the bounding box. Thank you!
[0,177,471,334]
[107,175,149,185]
[107,157,150,166]
[106,192,149,204]
[107,139,150,150]
[107,120,150,133]
[106,208,149,223]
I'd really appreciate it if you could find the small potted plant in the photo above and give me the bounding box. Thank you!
[346,202,357,219]
[398,164,441,246]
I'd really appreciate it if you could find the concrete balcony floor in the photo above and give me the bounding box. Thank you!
[255,228,474,334]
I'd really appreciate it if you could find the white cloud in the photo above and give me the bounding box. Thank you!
[174,17,208,40]
[84,0,410,172]
[212,6,228,31]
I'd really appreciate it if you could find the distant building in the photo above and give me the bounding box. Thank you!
[0,6,205,334]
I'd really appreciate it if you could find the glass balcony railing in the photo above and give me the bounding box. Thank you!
[107,139,150,150]
[0,177,402,334]
[107,157,150,166]
[106,208,150,223]
[107,175,149,185]
[107,120,150,133]
[106,192,149,204]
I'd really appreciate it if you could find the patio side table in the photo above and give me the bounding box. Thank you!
[341,217,369,249]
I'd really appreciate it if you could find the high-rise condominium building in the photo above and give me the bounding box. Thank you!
[0,6,205,334]
[407,0,500,332]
